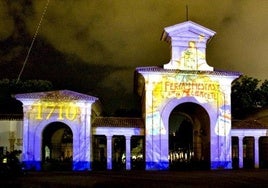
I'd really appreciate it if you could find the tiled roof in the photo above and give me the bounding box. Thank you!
[232,119,267,129]
[232,108,268,129]
[92,117,144,128]
[0,114,23,120]
[136,66,241,76]
[14,90,98,101]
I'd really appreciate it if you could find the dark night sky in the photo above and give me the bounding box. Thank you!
[0,0,267,114]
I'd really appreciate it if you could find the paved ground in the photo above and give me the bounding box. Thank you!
[1,169,268,188]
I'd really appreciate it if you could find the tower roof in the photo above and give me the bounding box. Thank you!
[161,20,216,43]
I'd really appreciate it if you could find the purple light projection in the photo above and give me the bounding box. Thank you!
[136,21,241,170]
[15,90,101,171]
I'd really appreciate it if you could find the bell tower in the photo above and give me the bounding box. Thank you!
[161,21,215,71]
[135,20,241,170]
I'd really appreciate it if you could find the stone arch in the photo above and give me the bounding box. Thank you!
[23,115,92,171]
[33,119,79,164]
[42,122,73,170]
[160,97,216,132]
[15,90,100,171]
[164,98,212,169]
[159,96,220,169]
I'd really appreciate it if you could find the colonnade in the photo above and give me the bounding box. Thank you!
[236,136,260,168]
[98,129,268,170]
[93,127,144,170]
[232,129,268,169]
[105,135,132,170]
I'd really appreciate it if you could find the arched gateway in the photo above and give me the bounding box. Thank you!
[168,102,211,169]
[14,21,241,171]
[15,90,101,170]
[135,21,241,170]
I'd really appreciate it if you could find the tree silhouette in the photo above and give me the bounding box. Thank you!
[231,76,268,119]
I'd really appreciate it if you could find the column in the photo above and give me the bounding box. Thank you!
[125,136,131,170]
[107,136,112,170]
[254,136,260,169]
[238,136,243,169]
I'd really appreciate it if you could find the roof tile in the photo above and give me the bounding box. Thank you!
[92,117,144,128]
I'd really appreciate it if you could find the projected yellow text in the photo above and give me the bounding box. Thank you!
[34,102,78,121]
[164,81,220,100]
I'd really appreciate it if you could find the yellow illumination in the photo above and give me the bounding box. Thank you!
[33,101,79,121]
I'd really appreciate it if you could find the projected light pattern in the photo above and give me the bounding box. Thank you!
[162,21,215,71]
[140,71,235,170]
[137,21,240,170]
[34,102,79,121]
[174,40,211,70]
[146,74,227,135]
[14,20,241,171]
[15,90,99,171]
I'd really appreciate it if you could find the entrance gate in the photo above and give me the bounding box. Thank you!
[15,90,101,171]
[135,21,241,170]
[169,103,210,170]
[42,122,73,171]
[14,20,241,171]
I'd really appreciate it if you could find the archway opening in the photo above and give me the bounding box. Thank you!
[243,136,254,169]
[112,135,126,170]
[231,136,239,169]
[259,136,268,169]
[42,122,73,171]
[169,102,210,170]
[131,136,145,170]
[92,135,107,170]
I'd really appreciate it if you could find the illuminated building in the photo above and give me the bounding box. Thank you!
[0,21,266,171]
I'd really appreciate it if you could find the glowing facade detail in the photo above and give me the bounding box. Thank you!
[137,70,238,170]
[15,90,100,171]
[13,21,243,171]
[162,21,215,71]
[136,21,241,170]
[34,102,79,121]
